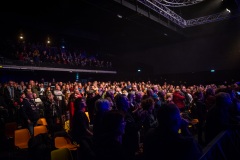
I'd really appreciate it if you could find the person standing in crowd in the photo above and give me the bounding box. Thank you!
[93,98,111,144]
[115,94,142,160]
[143,103,202,160]
[95,110,127,160]
[204,92,234,145]
[17,81,26,94]
[71,97,95,160]
[29,80,39,98]
[204,87,216,111]
[3,80,20,122]
[165,92,174,104]
[38,83,45,101]
[68,87,82,129]
[86,89,102,125]
[20,91,40,137]
[192,90,207,146]
[139,97,158,136]
[0,92,8,124]
[104,89,116,110]
[33,92,44,117]
[53,84,66,124]
[44,92,62,137]
[173,88,186,112]
[181,85,191,111]
[42,86,52,103]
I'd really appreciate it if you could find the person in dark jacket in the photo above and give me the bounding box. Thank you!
[115,94,142,160]
[44,92,62,137]
[192,91,207,146]
[20,91,40,136]
[143,103,202,160]
[71,97,95,160]
[95,110,127,160]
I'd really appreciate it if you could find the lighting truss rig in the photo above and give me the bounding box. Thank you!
[155,0,205,7]
[115,0,240,28]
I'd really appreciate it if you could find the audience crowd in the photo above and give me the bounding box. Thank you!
[0,79,240,160]
[1,39,113,69]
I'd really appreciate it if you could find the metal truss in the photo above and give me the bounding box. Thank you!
[156,0,205,7]
[138,0,187,27]
[136,0,239,28]
[186,12,233,27]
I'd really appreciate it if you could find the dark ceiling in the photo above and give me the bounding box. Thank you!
[1,0,240,75]
[2,0,239,52]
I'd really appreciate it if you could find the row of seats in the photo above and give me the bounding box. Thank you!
[6,117,79,160]
[4,117,48,139]
[14,125,48,149]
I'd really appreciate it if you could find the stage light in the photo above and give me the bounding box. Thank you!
[47,37,51,44]
[19,33,24,41]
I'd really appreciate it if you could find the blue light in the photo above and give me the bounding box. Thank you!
[138,69,141,72]
[211,69,215,73]
[76,73,79,81]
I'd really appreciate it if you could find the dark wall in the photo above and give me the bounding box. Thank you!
[116,25,240,75]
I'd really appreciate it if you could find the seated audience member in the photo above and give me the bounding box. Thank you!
[95,110,127,160]
[143,103,202,160]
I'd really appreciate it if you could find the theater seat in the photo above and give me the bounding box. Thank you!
[14,128,31,149]
[51,148,73,160]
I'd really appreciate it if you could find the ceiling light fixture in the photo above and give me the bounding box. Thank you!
[117,14,123,18]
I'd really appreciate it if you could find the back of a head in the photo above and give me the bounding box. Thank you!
[74,97,86,110]
[115,94,129,112]
[127,92,135,100]
[105,89,114,99]
[157,103,181,132]
[205,87,215,96]
[102,110,125,136]
[146,89,154,97]
[205,92,233,144]
[95,98,111,113]
[135,91,143,102]
[141,97,154,110]
[215,92,232,107]
[193,91,204,101]
[214,92,232,123]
